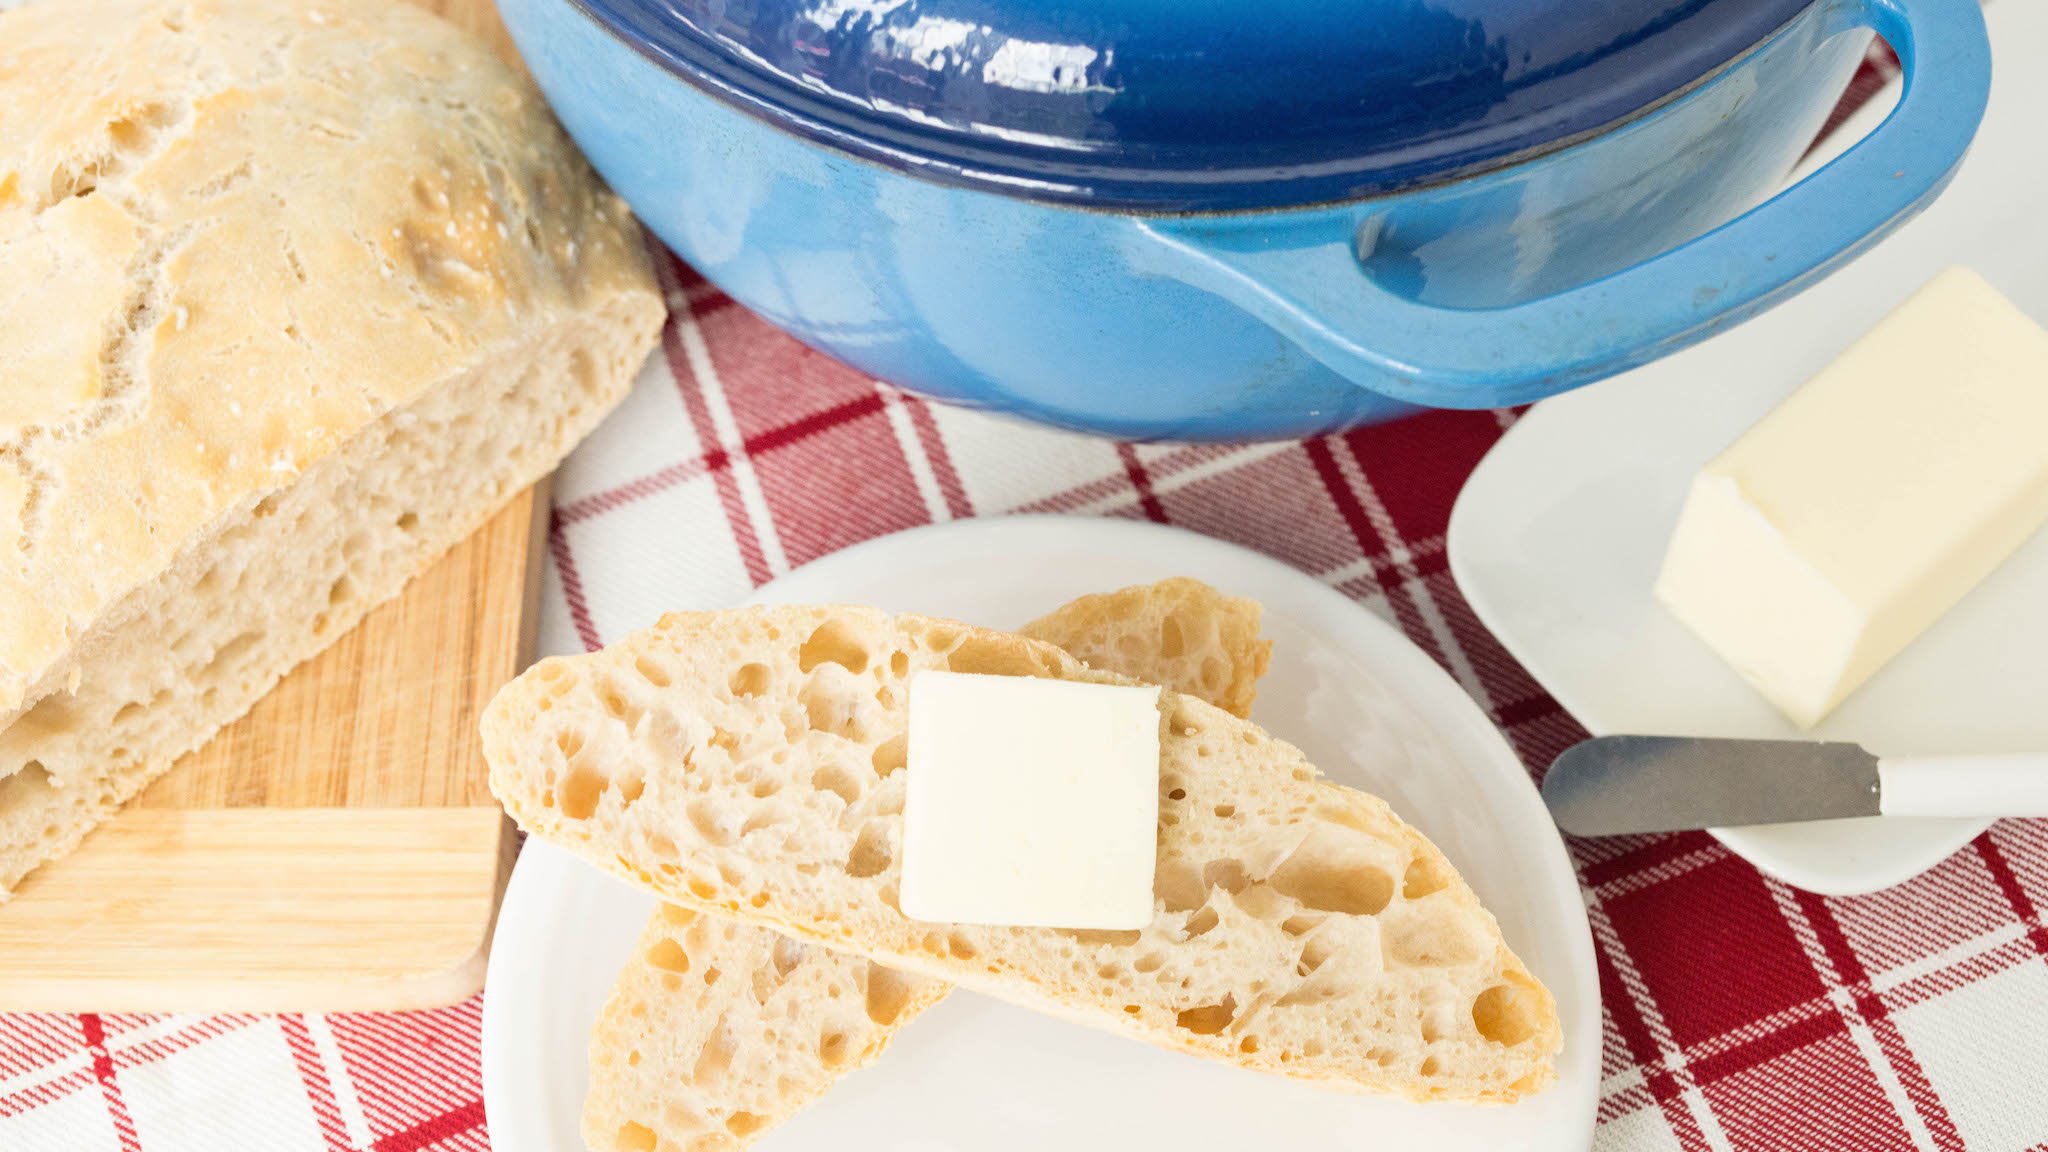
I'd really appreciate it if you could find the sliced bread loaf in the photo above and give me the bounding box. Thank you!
[0,0,663,894]
[487,606,1559,1103]
[584,579,1271,1152]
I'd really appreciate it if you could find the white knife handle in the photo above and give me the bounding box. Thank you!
[1877,755,2048,818]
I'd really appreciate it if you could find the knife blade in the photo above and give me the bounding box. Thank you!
[1542,736,2048,835]
[1543,735,1880,835]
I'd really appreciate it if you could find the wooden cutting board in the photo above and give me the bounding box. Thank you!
[0,0,542,1013]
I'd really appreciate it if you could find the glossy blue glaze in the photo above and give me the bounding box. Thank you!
[501,0,1990,440]
[567,0,1813,210]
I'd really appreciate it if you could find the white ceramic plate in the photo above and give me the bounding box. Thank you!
[1448,0,2047,897]
[484,516,1597,1152]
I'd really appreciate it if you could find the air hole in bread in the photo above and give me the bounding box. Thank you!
[1214,804,1236,819]
[692,1017,737,1086]
[1175,997,1236,1036]
[1156,861,1205,913]
[819,1030,851,1068]
[1402,852,1452,900]
[1232,882,1289,922]
[948,931,978,960]
[554,729,584,760]
[1267,827,1395,916]
[812,761,863,807]
[615,771,644,807]
[730,663,771,697]
[1298,931,1337,974]
[725,1112,766,1138]
[799,620,870,674]
[1064,928,1141,948]
[0,762,54,817]
[701,965,721,985]
[658,903,695,928]
[1239,1035,1260,1054]
[889,650,909,677]
[1387,914,1479,969]
[687,797,734,845]
[1183,906,1220,939]
[770,935,805,978]
[846,821,891,878]
[1419,1056,1442,1077]
[871,733,907,777]
[613,1121,657,1152]
[1473,978,1542,1046]
[644,936,689,974]
[800,671,862,739]
[1281,912,1322,938]
[1159,613,1186,658]
[1134,951,1165,974]
[943,635,1043,678]
[559,764,606,820]
[864,965,916,1026]
[1166,788,1187,802]
[1203,859,1250,894]
[632,654,672,688]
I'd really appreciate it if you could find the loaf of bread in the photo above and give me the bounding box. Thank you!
[584,580,1273,1152]
[487,607,1559,1104]
[0,0,664,895]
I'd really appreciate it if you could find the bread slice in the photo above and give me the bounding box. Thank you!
[585,580,1272,1152]
[0,0,664,895]
[1021,576,1271,720]
[487,607,1560,1104]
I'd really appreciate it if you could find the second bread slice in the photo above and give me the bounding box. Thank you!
[486,607,1559,1103]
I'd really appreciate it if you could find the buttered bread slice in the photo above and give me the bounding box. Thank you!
[0,0,663,894]
[487,606,1559,1103]
[584,579,1273,1152]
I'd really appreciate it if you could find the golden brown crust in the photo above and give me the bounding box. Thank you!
[0,0,655,719]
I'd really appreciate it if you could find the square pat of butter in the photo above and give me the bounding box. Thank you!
[900,670,1161,930]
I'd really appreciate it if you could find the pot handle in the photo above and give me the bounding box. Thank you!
[1134,0,1991,410]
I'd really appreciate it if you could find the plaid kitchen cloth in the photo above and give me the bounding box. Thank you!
[5,40,2047,1152]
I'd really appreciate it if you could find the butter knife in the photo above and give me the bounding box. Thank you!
[1543,735,2048,835]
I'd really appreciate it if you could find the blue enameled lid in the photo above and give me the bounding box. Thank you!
[572,0,1814,211]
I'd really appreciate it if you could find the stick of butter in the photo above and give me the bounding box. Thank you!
[1656,267,2048,728]
[901,671,1161,929]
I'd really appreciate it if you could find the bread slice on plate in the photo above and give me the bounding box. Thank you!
[486,605,1560,1106]
[0,0,665,895]
[583,579,1271,1152]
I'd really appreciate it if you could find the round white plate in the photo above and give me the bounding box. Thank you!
[1447,5,2046,898]
[483,516,1597,1152]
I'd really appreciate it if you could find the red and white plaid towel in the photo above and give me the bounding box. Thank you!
[6,42,2046,1152]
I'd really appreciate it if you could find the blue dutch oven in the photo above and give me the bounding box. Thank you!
[500,0,1991,440]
